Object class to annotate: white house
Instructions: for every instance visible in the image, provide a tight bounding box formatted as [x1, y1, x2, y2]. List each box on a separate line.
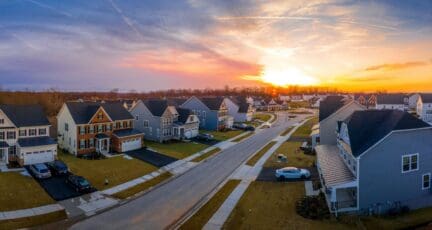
[0, 105, 57, 167]
[225, 97, 254, 122]
[417, 94, 432, 123]
[375, 94, 407, 111]
[408, 93, 420, 110]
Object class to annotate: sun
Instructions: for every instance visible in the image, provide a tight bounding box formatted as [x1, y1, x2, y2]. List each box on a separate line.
[261, 67, 319, 87]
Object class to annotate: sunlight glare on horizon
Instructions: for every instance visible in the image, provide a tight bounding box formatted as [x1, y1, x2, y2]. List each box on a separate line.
[260, 66, 319, 87]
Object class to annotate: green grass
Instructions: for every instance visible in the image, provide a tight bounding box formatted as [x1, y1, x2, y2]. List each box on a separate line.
[291, 117, 318, 138]
[0, 172, 55, 211]
[289, 101, 311, 108]
[360, 207, 432, 230]
[223, 182, 355, 230]
[264, 141, 315, 168]
[244, 120, 261, 127]
[192, 148, 222, 162]
[146, 141, 208, 159]
[59, 151, 158, 190]
[201, 130, 244, 141]
[246, 141, 277, 166]
[280, 126, 294, 136]
[253, 113, 272, 122]
[0, 210, 67, 230]
[232, 132, 254, 142]
[180, 180, 241, 230]
[112, 172, 172, 199]
[269, 113, 277, 123]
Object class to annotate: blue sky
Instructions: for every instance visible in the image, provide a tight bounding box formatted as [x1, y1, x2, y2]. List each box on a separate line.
[0, 0, 431, 92]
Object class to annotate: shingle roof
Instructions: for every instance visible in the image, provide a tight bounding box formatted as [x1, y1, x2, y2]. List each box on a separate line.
[66, 102, 133, 124]
[95, 133, 110, 139]
[199, 97, 224, 110]
[143, 99, 169, 117]
[345, 110, 430, 157]
[229, 96, 250, 113]
[0, 104, 50, 127]
[420, 94, 432, 103]
[319, 96, 346, 122]
[176, 107, 193, 124]
[113, 129, 143, 138]
[18, 136, 56, 147]
[0, 141, 9, 148]
[376, 94, 406, 104]
[166, 98, 187, 107]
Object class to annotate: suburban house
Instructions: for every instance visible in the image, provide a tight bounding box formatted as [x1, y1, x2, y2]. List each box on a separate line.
[316, 110, 432, 215]
[225, 97, 254, 122]
[417, 94, 432, 123]
[121, 99, 138, 111]
[57, 102, 144, 156]
[0, 105, 57, 166]
[130, 99, 199, 142]
[319, 96, 365, 145]
[376, 94, 407, 111]
[408, 93, 420, 110]
[181, 96, 233, 131]
[354, 94, 377, 108]
[264, 98, 283, 111]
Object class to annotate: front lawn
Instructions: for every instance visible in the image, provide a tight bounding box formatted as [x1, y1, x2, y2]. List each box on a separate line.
[264, 141, 315, 168]
[361, 207, 432, 230]
[180, 180, 241, 230]
[146, 141, 208, 159]
[291, 117, 318, 138]
[224, 182, 354, 230]
[253, 113, 272, 122]
[0, 172, 55, 212]
[201, 130, 244, 141]
[59, 151, 158, 190]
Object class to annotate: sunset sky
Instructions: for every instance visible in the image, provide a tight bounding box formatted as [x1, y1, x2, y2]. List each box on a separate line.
[0, 0, 431, 92]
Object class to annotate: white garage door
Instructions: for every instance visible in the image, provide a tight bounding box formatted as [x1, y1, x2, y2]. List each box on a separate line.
[122, 138, 141, 152]
[24, 150, 54, 165]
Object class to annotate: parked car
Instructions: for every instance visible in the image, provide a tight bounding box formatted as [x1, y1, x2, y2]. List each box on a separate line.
[233, 123, 247, 130]
[29, 163, 52, 179]
[244, 125, 255, 131]
[196, 133, 214, 141]
[45, 160, 69, 175]
[66, 175, 92, 192]
[275, 167, 310, 180]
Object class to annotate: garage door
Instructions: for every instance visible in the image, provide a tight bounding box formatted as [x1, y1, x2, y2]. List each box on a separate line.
[122, 138, 141, 152]
[24, 150, 54, 165]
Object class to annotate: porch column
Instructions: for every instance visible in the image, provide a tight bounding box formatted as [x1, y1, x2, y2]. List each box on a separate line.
[106, 138, 110, 153]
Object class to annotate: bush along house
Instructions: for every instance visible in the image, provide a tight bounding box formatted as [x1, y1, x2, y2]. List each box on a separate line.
[57, 102, 144, 156]
[316, 110, 432, 215]
[0, 105, 57, 167]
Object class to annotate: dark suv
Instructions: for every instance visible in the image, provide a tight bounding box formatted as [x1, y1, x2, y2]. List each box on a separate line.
[66, 175, 92, 192]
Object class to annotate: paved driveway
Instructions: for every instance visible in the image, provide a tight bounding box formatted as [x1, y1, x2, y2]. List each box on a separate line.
[126, 148, 178, 167]
[71, 113, 311, 230]
[256, 167, 319, 182]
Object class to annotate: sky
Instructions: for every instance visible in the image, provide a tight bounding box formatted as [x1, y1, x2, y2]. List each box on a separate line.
[0, 0, 431, 92]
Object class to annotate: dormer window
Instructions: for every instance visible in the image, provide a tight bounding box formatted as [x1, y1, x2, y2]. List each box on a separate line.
[0, 119, 4, 124]
[98, 112, 104, 120]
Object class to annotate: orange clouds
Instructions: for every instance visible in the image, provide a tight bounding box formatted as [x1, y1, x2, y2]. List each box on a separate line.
[365, 61, 429, 71]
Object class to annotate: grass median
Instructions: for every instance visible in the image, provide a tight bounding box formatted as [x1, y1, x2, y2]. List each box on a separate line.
[246, 141, 277, 167]
[180, 180, 241, 230]
[280, 126, 294, 136]
[192, 148, 222, 163]
[201, 130, 244, 141]
[112, 172, 172, 199]
[232, 132, 254, 142]
[0, 210, 67, 230]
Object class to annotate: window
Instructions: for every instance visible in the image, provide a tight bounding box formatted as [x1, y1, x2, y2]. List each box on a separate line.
[135, 115, 139, 121]
[79, 139, 85, 149]
[79, 126, 85, 135]
[19, 130, 27, 137]
[89, 138, 94, 147]
[38, 128, 46, 135]
[65, 123, 69, 131]
[89, 125, 94, 134]
[143, 120, 149, 127]
[0, 119, 4, 124]
[98, 125, 103, 133]
[402, 154, 419, 173]
[97, 112, 103, 120]
[29, 129, 37, 136]
[107, 124, 111, 131]
[423, 173, 431, 190]
[7, 131, 15, 139]
[0, 132, 4, 140]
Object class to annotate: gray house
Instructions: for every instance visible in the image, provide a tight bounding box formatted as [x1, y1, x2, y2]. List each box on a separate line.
[181, 96, 233, 131]
[130, 99, 199, 142]
[316, 110, 432, 215]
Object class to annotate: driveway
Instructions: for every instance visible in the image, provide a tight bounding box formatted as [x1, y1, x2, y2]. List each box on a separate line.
[71, 113, 311, 230]
[256, 166, 319, 182]
[125, 148, 178, 168]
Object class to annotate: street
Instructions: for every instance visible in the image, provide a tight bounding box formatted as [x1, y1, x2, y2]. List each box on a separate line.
[71, 112, 310, 230]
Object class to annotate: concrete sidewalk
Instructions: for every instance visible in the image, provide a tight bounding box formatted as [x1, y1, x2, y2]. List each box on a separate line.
[0, 204, 64, 221]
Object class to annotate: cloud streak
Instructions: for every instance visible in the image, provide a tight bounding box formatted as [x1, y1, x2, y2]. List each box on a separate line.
[365, 61, 429, 71]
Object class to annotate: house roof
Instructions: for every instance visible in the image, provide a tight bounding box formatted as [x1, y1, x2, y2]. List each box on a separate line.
[0, 104, 50, 127]
[229, 96, 250, 113]
[0, 141, 9, 148]
[199, 97, 224, 110]
[166, 98, 187, 107]
[316, 145, 355, 187]
[376, 94, 406, 104]
[176, 107, 193, 124]
[66, 102, 133, 124]
[420, 94, 432, 103]
[143, 99, 169, 117]
[18, 136, 56, 148]
[318, 96, 346, 122]
[345, 110, 430, 157]
[113, 129, 143, 138]
[95, 133, 110, 139]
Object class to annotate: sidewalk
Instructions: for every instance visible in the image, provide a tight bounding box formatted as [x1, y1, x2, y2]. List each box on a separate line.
[0, 204, 64, 221]
[203, 118, 310, 230]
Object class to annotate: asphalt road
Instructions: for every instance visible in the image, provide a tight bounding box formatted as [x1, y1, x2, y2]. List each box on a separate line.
[71, 112, 310, 230]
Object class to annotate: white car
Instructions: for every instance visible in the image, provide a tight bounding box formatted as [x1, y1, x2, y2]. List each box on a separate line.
[29, 163, 52, 179]
[275, 167, 310, 180]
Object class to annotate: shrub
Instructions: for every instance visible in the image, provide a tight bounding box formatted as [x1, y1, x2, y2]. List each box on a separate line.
[296, 193, 330, 220]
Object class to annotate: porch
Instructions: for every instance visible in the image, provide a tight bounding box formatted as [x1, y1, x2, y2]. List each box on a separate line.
[0, 141, 10, 167]
[95, 133, 110, 154]
[316, 145, 358, 214]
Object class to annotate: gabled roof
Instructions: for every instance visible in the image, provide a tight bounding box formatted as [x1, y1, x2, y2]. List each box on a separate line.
[345, 110, 430, 157]
[176, 107, 194, 124]
[319, 96, 346, 122]
[18, 136, 56, 147]
[229, 96, 250, 113]
[0, 104, 50, 127]
[143, 99, 169, 117]
[166, 98, 187, 107]
[420, 93, 432, 103]
[66, 102, 133, 124]
[376, 94, 406, 104]
[199, 97, 225, 110]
